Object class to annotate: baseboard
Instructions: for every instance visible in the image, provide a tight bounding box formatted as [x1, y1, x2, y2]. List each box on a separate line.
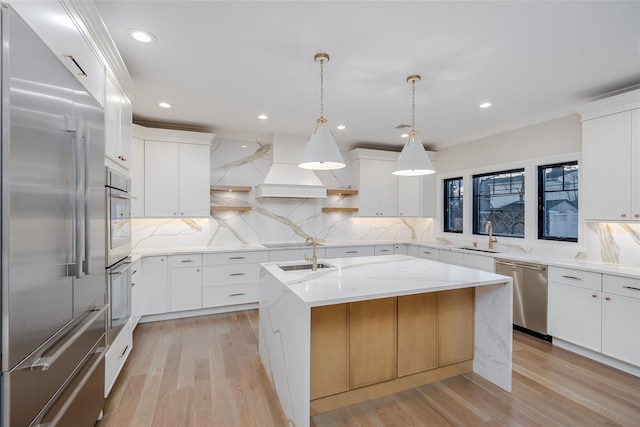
[553, 338, 640, 377]
[139, 303, 258, 323]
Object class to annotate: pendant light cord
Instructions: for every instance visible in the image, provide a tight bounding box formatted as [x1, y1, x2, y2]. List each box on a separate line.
[411, 78, 416, 133]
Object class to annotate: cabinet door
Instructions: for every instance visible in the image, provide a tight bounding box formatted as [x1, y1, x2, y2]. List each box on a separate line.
[178, 143, 210, 216]
[582, 111, 632, 221]
[421, 173, 436, 218]
[145, 140, 179, 217]
[438, 288, 474, 366]
[310, 304, 349, 399]
[632, 109, 640, 220]
[169, 266, 202, 312]
[130, 261, 143, 326]
[141, 256, 168, 315]
[398, 294, 437, 376]
[548, 283, 602, 351]
[356, 159, 380, 216]
[349, 298, 397, 388]
[104, 77, 121, 164]
[398, 176, 420, 217]
[119, 97, 132, 169]
[602, 293, 640, 366]
[130, 137, 145, 217]
[378, 160, 399, 217]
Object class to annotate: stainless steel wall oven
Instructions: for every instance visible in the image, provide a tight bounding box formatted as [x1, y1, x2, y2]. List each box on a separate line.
[105, 168, 133, 344]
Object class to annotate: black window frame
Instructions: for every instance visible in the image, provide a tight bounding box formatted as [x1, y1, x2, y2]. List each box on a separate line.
[537, 161, 578, 242]
[443, 177, 463, 233]
[472, 168, 525, 238]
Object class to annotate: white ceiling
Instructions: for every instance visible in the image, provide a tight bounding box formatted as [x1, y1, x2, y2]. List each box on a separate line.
[94, 1, 640, 151]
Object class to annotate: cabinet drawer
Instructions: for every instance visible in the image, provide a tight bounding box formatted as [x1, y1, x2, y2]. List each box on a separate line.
[374, 245, 395, 256]
[604, 274, 640, 299]
[203, 264, 261, 286]
[326, 246, 375, 258]
[269, 248, 327, 262]
[414, 246, 439, 260]
[203, 251, 268, 265]
[439, 250, 464, 265]
[105, 321, 132, 396]
[548, 266, 602, 291]
[202, 283, 258, 307]
[463, 254, 494, 272]
[168, 254, 202, 268]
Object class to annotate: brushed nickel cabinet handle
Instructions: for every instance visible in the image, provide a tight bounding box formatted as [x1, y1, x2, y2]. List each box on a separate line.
[229, 292, 246, 297]
[622, 285, 640, 291]
[229, 273, 246, 276]
[346, 250, 358, 254]
[562, 275, 582, 281]
[229, 256, 246, 260]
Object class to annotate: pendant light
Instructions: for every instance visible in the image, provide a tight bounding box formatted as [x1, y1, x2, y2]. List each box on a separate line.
[392, 75, 435, 176]
[299, 53, 346, 170]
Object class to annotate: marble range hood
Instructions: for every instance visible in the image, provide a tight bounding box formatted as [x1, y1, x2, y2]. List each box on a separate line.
[255, 134, 327, 198]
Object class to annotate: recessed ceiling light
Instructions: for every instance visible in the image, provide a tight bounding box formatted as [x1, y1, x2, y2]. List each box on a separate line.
[129, 29, 156, 43]
[241, 145, 248, 148]
[401, 133, 409, 138]
[258, 114, 268, 120]
[158, 102, 172, 108]
[336, 124, 346, 130]
[479, 102, 492, 109]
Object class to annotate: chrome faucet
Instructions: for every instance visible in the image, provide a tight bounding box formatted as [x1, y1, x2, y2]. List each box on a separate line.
[305, 237, 318, 271]
[486, 221, 498, 250]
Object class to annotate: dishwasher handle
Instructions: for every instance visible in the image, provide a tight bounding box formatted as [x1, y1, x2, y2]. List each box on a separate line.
[495, 259, 547, 272]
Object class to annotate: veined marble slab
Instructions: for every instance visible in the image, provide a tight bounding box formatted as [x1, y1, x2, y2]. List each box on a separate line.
[259, 254, 513, 427]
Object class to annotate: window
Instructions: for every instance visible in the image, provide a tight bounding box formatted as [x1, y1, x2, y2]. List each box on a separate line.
[538, 161, 578, 242]
[443, 177, 463, 233]
[473, 169, 525, 238]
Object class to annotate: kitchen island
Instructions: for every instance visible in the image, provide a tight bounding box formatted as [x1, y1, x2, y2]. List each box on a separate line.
[259, 254, 513, 427]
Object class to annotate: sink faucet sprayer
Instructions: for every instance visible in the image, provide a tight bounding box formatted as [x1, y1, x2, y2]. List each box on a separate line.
[305, 237, 318, 271]
[486, 221, 498, 250]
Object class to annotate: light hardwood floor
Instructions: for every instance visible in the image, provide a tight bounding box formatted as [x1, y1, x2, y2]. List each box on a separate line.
[99, 310, 640, 427]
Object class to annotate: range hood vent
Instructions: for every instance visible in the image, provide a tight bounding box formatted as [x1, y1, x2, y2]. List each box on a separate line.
[256, 135, 327, 199]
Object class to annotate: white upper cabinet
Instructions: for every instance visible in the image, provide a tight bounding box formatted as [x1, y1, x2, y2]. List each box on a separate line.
[138, 126, 214, 218]
[579, 90, 640, 221]
[10, 1, 106, 105]
[105, 76, 132, 169]
[350, 149, 436, 218]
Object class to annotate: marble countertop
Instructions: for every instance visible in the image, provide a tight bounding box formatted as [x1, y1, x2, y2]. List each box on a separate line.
[130, 240, 640, 279]
[261, 254, 510, 306]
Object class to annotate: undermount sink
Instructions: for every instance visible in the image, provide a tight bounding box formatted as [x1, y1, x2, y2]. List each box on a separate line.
[277, 262, 333, 271]
[455, 246, 501, 254]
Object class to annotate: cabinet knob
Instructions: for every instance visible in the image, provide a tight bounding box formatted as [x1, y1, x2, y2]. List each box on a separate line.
[197, 268, 200, 272]
[592, 294, 597, 298]
[621, 213, 626, 218]
[635, 214, 640, 218]
[605, 296, 611, 301]
[131, 282, 135, 287]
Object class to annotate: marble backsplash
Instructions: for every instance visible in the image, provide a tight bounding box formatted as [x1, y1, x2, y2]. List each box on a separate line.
[131, 137, 640, 268]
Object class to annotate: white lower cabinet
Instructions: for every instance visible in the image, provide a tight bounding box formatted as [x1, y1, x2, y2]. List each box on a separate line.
[168, 254, 202, 312]
[130, 260, 142, 327]
[438, 250, 464, 266]
[105, 320, 133, 397]
[548, 282, 602, 352]
[141, 256, 168, 315]
[202, 251, 268, 308]
[602, 275, 640, 366]
[548, 266, 603, 352]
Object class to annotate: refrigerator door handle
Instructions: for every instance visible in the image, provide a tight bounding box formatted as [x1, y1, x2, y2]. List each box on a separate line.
[83, 123, 91, 275]
[15, 305, 107, 372]
[74, 116, 85, 279]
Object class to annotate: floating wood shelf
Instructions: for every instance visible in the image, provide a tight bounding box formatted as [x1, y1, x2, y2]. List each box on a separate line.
[326, 189, 358, 196]
[210, 185, 252, 193]
[322, 207, 359, 213]
[210, 206, 252, 213]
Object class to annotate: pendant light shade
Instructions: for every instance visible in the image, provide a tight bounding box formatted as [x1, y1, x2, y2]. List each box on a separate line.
[299, 53, 346, 170]
[392, 75, 435, 176]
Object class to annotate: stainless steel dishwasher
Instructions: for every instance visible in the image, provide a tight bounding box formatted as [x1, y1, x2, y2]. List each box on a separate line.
[495, 258, 550, 341]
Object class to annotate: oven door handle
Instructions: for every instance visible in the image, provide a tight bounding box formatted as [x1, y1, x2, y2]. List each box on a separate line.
[109, 260, 132, 275]
[110, 192, 136, 200]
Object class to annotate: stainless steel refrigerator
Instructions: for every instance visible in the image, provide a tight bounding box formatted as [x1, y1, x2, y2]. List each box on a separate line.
[1, 8, 107, 427]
